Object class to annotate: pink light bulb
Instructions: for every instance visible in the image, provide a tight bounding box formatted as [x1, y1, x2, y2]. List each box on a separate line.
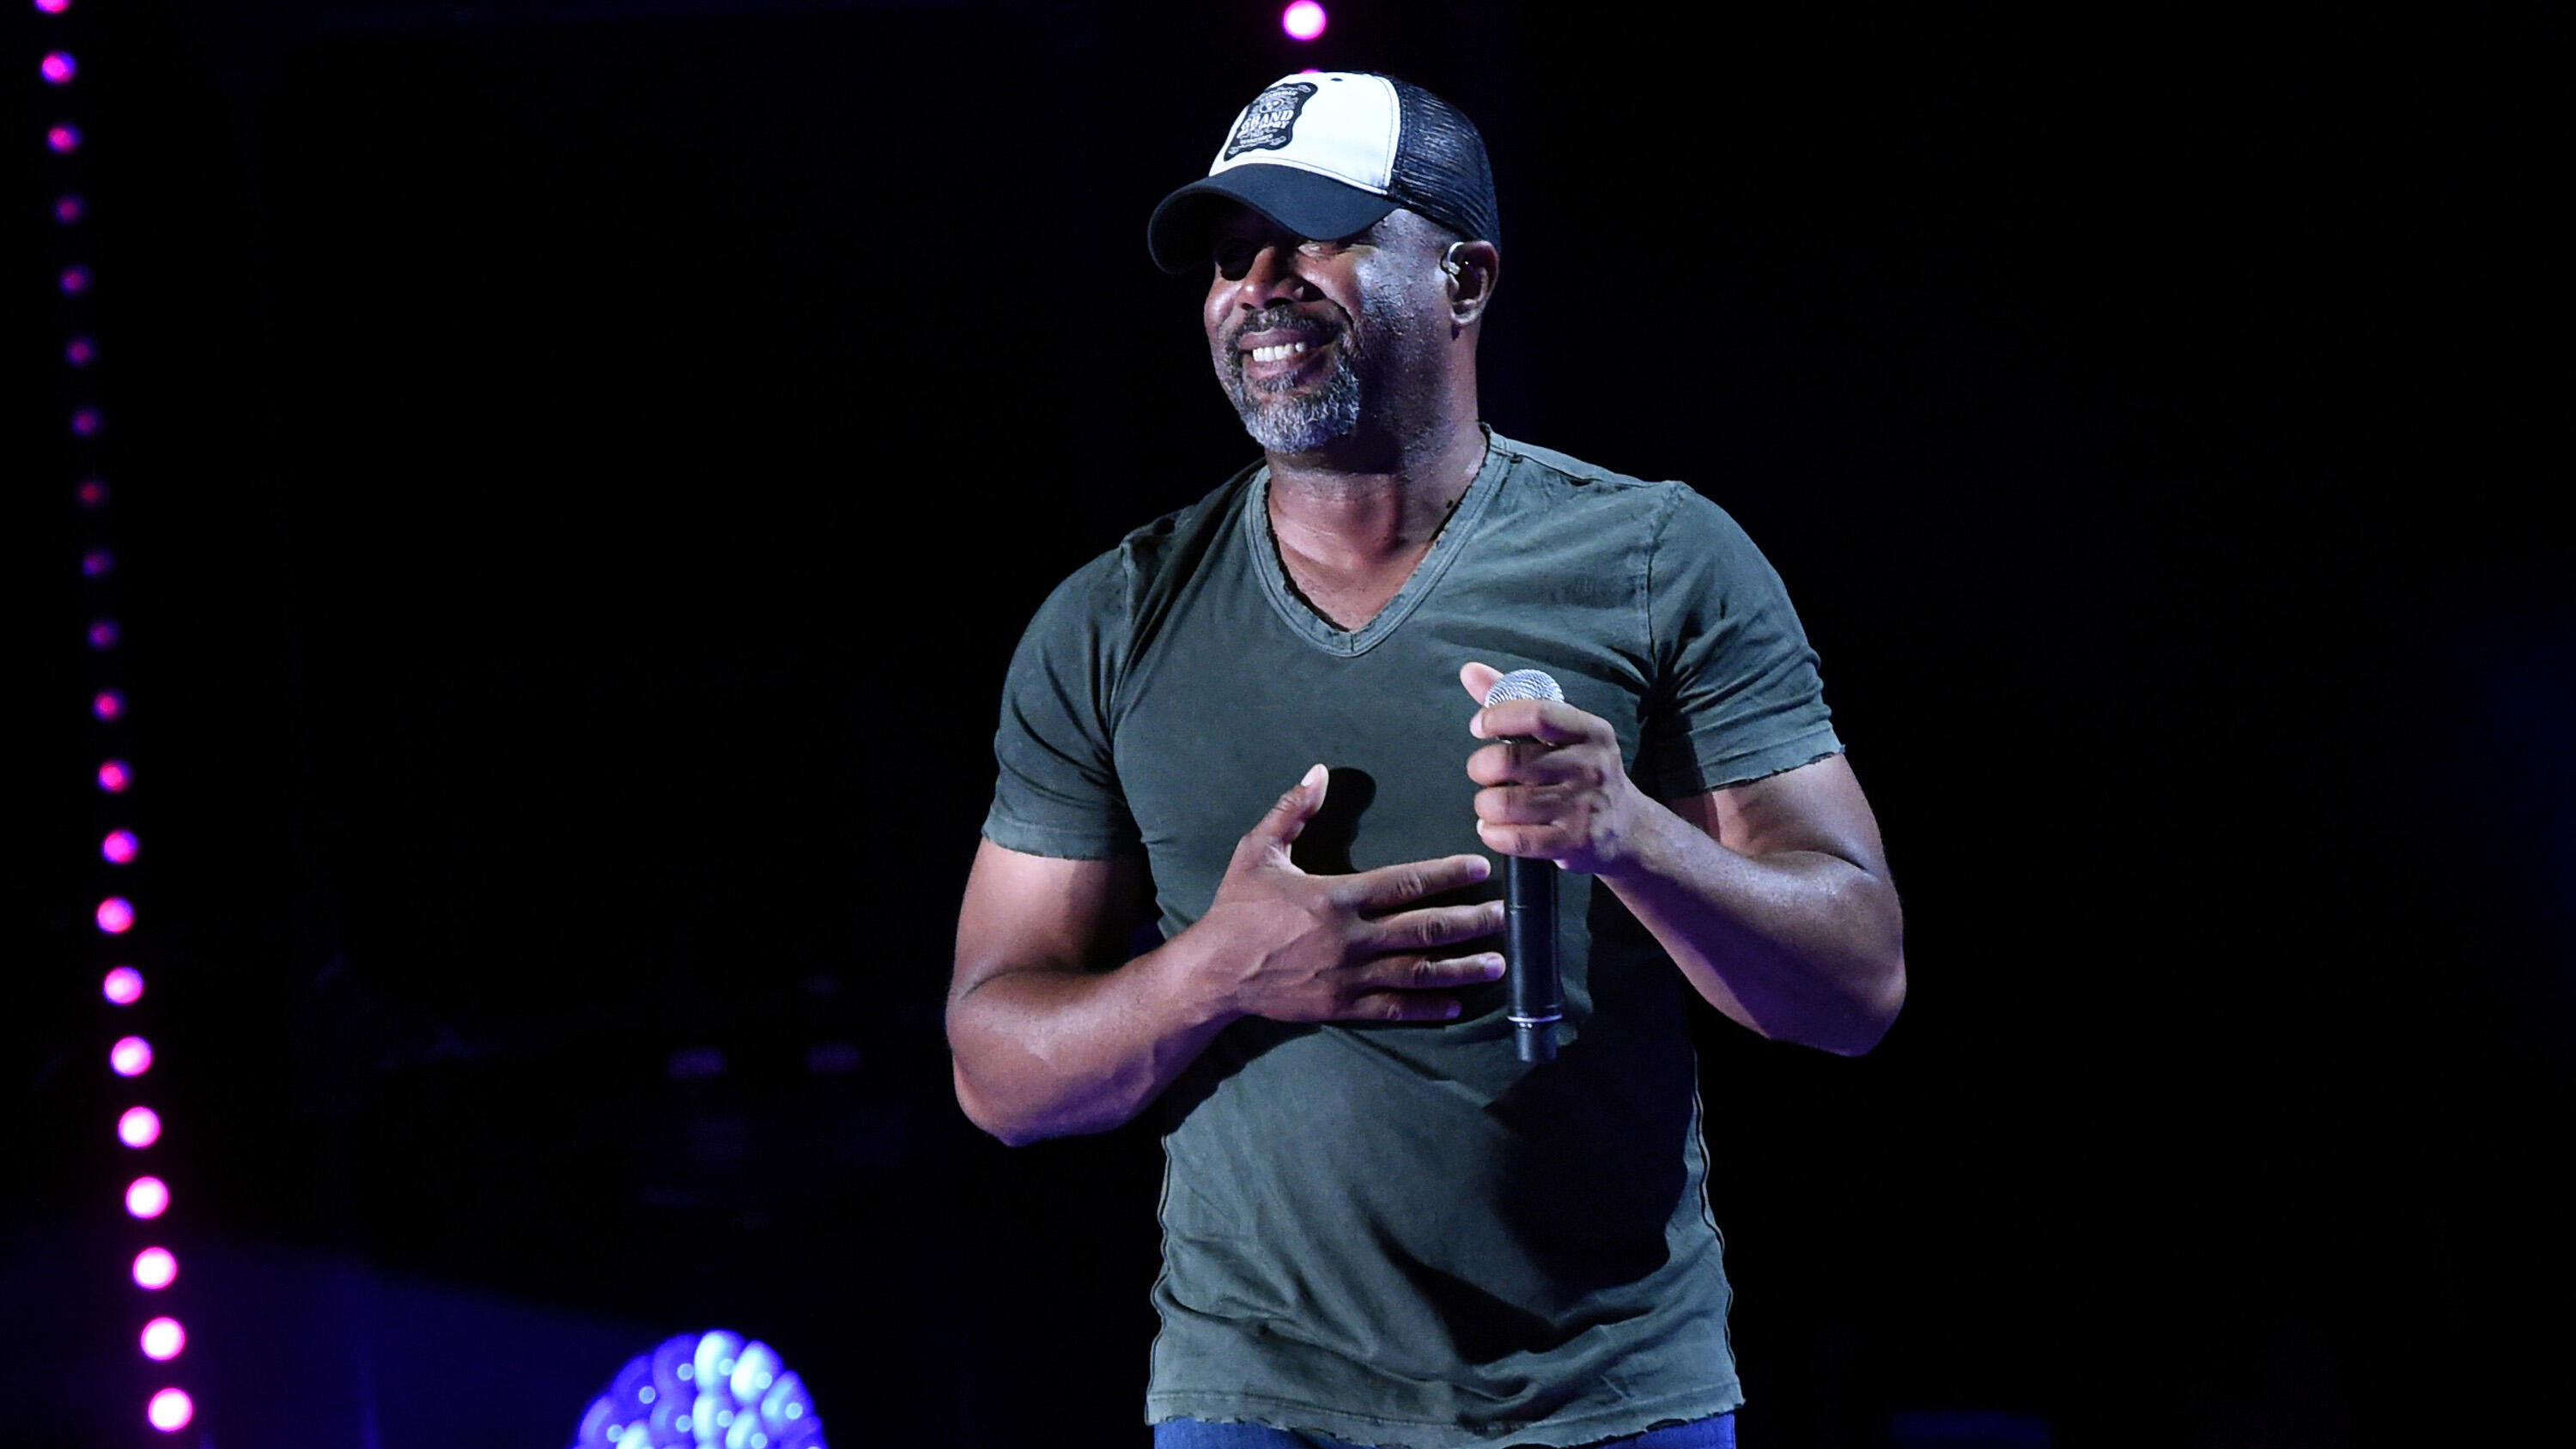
[105, 966, 145, 1004]
[146, 1387, 193, 1431]
[133, 1246, 177, 1289]
[42, 52, 76, 84]
[97, 895, 135, 933]
[100, 759, 131, 791]
[55, 193, 86, 223]
[71, 406, 103, 435]
[46, 124, 81, 154]
[37, 2, 76, 17]
[141, 1317, 185, 1361]
[112, 1036, 152, 1076]
[1282, 1, 1327, 40]
[68, 336, 97, 366]
[118, 1105, 160, 1148]
[103, 828, 137, 863]
[126, 1175, 169, 1218]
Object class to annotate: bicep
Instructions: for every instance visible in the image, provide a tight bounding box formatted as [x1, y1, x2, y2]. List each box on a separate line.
[950, 840, 1153, 1007]
[1670, 754, 1892, 882]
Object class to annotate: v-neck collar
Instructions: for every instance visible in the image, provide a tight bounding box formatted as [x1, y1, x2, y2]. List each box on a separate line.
[1242, 431, 1510, 658]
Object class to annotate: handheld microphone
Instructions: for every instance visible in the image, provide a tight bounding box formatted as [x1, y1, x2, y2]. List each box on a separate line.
[1483, 670, 1564, 1064]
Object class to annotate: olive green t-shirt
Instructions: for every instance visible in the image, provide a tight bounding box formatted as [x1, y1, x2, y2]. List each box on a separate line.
[981, 433, 1842, 1447]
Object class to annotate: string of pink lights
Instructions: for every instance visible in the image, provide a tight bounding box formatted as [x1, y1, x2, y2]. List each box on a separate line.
[35, 0, 200, 1437]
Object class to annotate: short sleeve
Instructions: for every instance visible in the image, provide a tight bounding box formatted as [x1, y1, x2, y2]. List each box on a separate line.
[1635, 488, 1844, 798]
[981, 550, 1143, 859]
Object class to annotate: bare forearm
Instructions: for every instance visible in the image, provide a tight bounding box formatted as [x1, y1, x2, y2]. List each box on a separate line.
[1601, 800, 1906, 1055]
[947, 937, 1236, 1146]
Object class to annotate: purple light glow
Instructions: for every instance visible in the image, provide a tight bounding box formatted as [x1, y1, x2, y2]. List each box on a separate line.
[105, 966, 145, 1003]
[77, 477, 107, 507]
[82, 548, 113, 577]
[142, 1317, 185, 1361]
[55, 192, 85, 222]
[72, 406, 103, 436]
[104, 828, 137, 863]
[118, 1105, 161, 1147]
[90, 619, 120, 649]
[126, 1175, 169, 1217]
[46, 124, 80, 154]
[1282, 1, 1327, 40]
[42, 52, 76, 83]
[98, 895, 135, 932]
[68, 336, 96, 366]
[94, 688, 126, 720]
[133, 1246, 177, 1289]
[100, 759, 132, 792]
[147, 1387, 193, 1432]
[59, 264, 93, 294]
[37, 0, 76, 16]
[112, 1036, 153, 1076]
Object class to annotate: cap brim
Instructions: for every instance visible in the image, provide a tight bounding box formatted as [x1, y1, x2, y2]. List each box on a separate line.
[1145, 166, 1400, 274]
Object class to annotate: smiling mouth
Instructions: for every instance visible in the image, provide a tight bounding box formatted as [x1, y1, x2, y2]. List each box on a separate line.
[1249, 340, 1310, 363]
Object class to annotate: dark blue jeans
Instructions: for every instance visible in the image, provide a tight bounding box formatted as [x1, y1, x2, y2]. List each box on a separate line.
[1153, 1411, 1736, 1448]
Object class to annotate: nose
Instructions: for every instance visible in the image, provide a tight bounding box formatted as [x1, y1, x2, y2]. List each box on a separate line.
[1231, 241, 1315, 306]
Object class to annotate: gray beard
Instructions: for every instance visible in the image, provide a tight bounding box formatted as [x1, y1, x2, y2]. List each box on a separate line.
[1225, 347, 1363, 453]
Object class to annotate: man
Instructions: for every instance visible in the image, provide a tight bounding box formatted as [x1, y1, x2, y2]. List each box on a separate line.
[947, 72, 1904, 1449]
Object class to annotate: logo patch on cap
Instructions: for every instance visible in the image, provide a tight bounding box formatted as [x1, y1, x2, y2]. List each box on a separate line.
[1222, 82, 1319, 161]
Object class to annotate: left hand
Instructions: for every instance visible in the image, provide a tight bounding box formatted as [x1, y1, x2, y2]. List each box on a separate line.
[1460, 662, 1652, 876]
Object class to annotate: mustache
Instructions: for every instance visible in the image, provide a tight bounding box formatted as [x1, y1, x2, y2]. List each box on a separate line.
[1224, 304, 1340, 351]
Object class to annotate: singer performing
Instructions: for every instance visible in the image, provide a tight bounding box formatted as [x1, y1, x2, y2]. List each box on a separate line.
[948, 73, 1906, 1449]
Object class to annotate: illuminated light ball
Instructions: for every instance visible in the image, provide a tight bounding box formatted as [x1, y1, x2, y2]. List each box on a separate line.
[1282, 1, 1327, 40]
[55, 192, 86, 222]
[91, 618, 122, 649]
[83, 548, 114, 577]
[72, 406, 104, 436]
[94, 689, 125, 719]
[133, 1246, 177, 1289]
[60, 264, 93, 294]
[146, 1387, 193, 1432]
[105, 965, 146, 1003]
[78, 476, 108, 507]
[118, 1105, 161, 1147]
[141, 1317, 185, 1361]
[47, 124, 81, 153]
[37, 0, 76, 16]
[42, 52, 76, 83]
[100, 759, 132, 792]
[104, 828, 138, 863]
[126, 1175, 169, 1218]
[98, 895, 136, 933]
[112, 1036, 153, 1076]
[69, 336, 96, 366]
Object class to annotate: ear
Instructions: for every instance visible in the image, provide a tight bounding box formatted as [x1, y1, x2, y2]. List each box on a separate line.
[1442, 240, 1501, 326]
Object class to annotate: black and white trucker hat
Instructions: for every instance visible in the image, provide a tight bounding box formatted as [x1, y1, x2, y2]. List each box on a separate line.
[1146, 72, 1499, 273]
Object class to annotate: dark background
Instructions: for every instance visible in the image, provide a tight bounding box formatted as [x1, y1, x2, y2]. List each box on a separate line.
[6, 3, 2563, 1446]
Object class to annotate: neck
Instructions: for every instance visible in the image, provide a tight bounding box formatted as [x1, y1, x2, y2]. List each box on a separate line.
[1264, 409, 1487, 565]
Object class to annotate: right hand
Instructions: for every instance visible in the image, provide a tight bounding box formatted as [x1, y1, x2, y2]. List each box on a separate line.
[1194, 764, 1507, 1024]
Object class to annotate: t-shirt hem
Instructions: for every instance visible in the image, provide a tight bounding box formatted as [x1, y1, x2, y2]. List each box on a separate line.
[978, 809, 1134, 860]
[1652, 726, 1845, 799]
[1143, 1383, 1746, 1449]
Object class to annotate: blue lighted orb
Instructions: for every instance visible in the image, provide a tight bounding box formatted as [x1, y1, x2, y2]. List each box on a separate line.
[574, 1331, 823, 1449]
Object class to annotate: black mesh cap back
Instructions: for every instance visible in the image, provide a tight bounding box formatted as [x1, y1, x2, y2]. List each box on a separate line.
[1388, 78, 1500, 246]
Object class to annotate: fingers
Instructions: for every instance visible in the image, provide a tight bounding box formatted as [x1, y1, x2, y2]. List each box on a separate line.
[1346, 950, 1509, 1022]
[1358, 900, 1508, 955]
[1470, 697, 1598, 745]
[1464, 739, 1607, 788]
[1335, 852, 1493, 912]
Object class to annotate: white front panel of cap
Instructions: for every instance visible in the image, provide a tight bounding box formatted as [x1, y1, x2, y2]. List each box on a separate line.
[1206, 72, 1400, 193]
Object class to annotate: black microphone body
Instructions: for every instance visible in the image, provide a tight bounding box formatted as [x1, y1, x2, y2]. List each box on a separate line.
[1504, 853, 1561, 1063]
[1483, 668, 1568, 1064]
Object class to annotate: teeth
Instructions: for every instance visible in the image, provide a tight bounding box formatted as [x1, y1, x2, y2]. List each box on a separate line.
[1249, 341, 1311, 363]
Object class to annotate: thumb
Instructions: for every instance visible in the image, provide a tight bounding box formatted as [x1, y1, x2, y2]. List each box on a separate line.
[1460, 660, 1504, 704]
[1243, 763, 1329, 856]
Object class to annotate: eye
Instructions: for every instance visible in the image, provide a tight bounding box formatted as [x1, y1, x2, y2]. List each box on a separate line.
[1212, 239, 1261, 281]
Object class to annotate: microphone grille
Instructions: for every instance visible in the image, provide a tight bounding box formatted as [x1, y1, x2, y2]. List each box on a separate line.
[1483, 669, 1564, 707]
